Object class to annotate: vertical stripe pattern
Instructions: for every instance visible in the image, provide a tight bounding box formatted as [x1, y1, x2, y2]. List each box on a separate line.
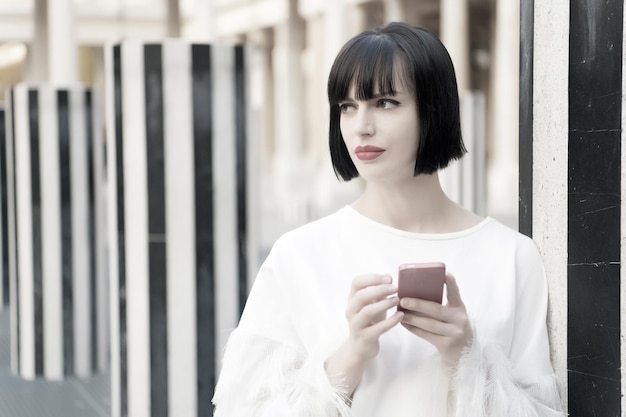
[6, 84, 103, 380]
[107, 40, 250, 417]
[28, 89, 44, 376]
[7, 88, 21, 374]
[144, 44, 168, 417]
[106, 43, 128, 417]
[0, 107, 8, 308]
[622, 3, 626, 413]
[520, 1, 624, 415]
[518, 0, 533, 236]
[235, 45, 249, 315]
[57, 90, 74, 376]
[191, 43, 215, 417]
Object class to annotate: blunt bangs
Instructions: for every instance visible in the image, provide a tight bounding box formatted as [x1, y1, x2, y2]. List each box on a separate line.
[328, 34, 411, 105]
[327, 22, 466, 182]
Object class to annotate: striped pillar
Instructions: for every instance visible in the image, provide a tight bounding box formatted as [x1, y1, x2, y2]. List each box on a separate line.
[520, 1, 623, 415]
[105, 40, 251, 417]
[6, 84, 105, 380]
[0, 107, 8, 309]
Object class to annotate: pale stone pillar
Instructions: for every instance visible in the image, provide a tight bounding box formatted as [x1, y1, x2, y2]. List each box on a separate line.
[439, 0, 474, 212]
[271, 1, 311, 227]
[182, 0, 215, 41]
[313, 1, 363, 218]
[323, 1, 350, 74]
[48, 0, 77, 83]
[383, 0, 406, 23]
[521, 1, 568, 408]
[486, 0, 520, 227]
[350, 3, 369, 34]
[166, 0, 181, 37]
[29, 0, 48, 82]
[440, 0, 470, 94]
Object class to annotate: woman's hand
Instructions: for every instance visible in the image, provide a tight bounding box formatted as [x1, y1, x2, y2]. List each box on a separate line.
[399, 273, 473, 367]
[325, 274, 404, 397]
[345, 273, 404, 359]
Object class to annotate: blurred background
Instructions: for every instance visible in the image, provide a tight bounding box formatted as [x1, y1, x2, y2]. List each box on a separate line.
[0, 0, 522, 416]
[0, 0, 520, 253]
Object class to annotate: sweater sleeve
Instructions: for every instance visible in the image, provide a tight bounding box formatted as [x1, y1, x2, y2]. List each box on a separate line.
[449, 333, 564, 417]
[211, 245, 352, 417]
[448, 239, 565, 417]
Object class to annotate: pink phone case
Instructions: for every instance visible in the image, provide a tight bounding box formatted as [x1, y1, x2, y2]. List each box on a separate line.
[397, 262, 445, 310]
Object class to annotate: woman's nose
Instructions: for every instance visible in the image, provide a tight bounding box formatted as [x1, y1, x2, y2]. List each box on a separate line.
[355, 107, 375, 136]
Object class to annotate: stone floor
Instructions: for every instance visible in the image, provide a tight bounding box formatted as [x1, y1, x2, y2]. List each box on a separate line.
[0, 309, 110, 417]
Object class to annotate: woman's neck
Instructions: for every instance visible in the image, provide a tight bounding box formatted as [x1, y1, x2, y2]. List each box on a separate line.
[351, 173, 482, 233]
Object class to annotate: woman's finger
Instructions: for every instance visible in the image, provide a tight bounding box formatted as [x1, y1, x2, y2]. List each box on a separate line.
[444, 273, 464, 308]
[351, 296, 400, 329]
[347, 275, 397, 316]
[349, 274, 392, 297]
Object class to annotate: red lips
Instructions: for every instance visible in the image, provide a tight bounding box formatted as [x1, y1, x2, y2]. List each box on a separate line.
[355, 145, 385, 161]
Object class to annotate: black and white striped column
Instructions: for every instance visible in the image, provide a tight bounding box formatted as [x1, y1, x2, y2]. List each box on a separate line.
[0, 107, 8, 310]
[105, 40, 251, 417]
[520, 2, 623, 416]
[6, 84, 105, 379]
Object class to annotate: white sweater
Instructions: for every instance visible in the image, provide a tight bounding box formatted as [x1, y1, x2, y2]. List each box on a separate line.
[212, 206, 565, 417]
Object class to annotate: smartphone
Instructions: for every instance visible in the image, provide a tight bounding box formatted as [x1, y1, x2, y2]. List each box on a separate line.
[397, 262, 446, 311]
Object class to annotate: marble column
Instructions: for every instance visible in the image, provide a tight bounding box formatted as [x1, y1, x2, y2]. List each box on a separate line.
[6, 84, 103, 380]
[105, 40, 252, 417]
[520, 1, 624, 415]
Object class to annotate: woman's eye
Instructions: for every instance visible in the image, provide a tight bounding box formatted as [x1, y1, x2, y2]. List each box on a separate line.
[338, 103, 354, 113]
[378, 99, 399, 109]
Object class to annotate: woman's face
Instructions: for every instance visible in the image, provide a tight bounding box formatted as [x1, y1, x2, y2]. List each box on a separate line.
[338, 75, 420, 184]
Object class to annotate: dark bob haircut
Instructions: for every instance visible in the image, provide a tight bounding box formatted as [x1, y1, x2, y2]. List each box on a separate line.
[327, 22, 466, 181]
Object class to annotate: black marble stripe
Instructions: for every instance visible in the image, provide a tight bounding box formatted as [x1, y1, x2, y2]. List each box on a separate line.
[234, 45, 248, 314]
[519, 0, 533, 238]
[57, 90, 74, 376]
[0, 109, 8, 306]
[567, 1, 622, 416]
[9, 89, 20, 374]
[85, 90, 97, 371]
[192, 44, 215, 417]
[113, 44, 128, 417]
[28, 89, 44, 375]
[144, 44, 168, 417]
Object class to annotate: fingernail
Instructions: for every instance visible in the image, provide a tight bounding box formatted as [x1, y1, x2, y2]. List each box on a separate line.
[382, 275, 392, 284]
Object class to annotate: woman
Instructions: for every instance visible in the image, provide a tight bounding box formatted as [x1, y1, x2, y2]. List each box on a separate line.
[212, 22, 564, 417]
